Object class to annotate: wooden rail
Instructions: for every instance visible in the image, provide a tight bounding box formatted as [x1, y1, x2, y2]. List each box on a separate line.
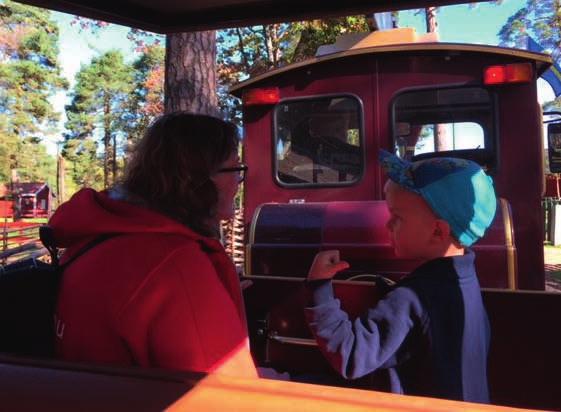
[1, 222, 43, 264]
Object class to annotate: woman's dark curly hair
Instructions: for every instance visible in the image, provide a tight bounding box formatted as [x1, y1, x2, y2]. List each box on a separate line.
[122, 111, 239, 236]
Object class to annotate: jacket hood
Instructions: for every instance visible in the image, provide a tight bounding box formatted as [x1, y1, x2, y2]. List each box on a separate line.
[49, 188, 210, 248]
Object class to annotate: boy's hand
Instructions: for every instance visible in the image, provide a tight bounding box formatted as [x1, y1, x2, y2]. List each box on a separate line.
[308, 250, 350, 281]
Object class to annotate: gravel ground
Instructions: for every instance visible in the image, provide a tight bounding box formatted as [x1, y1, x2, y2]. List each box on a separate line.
[544, 246, 561, 292]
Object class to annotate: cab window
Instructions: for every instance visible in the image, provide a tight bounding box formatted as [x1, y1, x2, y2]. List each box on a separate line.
[392, 87, 496, 168]
[274, 95, 364, 186]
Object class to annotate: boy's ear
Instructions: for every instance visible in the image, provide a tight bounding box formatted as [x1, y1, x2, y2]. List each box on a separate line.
[433, 219, 451, 241]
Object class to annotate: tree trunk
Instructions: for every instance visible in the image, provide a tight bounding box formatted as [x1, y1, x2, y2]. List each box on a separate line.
[165, 31, 218, 116]
[434, 124, 450, 152]
[103, 133, 110, 189]
[263, 25, 280, 67]
[425, 7, 438, 33]
[103, 97, 111, 188]
[56, 153, 65, 204]
[425, 8, 448, 152]
[112, 132, 117, 185]
[235, 28, 251, 74]
[552, 0, 561, 60]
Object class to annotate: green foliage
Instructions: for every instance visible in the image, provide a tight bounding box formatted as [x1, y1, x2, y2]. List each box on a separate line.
[499, 0, 560, 55]
[64, 13, 370, 191]
[63, 20, 166, 192]
[288, 17, 370, 62]
[70, 14, 370, 126]
[217, 16, 370, 124]
[124, 44, 165, 148]
[16, 136, 56, 186]
[499, 0, 561, 108]
[63, 45, 165, 191]
[64, 50, 135, 188]
[62, 138, 103, 191]
[0, 1, 67, 136]
[0, 132, 56, 192]
[0, 0, 64, 188]
[0, 133, 19, 182]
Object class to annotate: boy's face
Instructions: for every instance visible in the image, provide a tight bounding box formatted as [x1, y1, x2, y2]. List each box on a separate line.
[384, 180, 440, 259]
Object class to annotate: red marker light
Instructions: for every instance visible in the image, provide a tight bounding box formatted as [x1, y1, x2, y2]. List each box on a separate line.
[484, 66, 506, 85]
[484, 63, 533, 85]
[242, 87, 280, 106]
[505, 62, 533, 83]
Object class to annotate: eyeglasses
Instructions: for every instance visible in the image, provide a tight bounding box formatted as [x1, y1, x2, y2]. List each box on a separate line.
[217, 163, 248, 182]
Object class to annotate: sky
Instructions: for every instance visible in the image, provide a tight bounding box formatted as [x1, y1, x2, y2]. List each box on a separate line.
[399, 0, 525, 45]
[52, 13, 137, 86]
[45, 12, 144, 153]
[43, 0, 555, 153]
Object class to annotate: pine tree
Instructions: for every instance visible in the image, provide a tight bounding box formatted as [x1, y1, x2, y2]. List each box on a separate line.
[64, 50, 134, 188]
[0, 1, 66, 185]
[499, 0, 560, 57]
[123, 44, 165, 158]
[499, 0, 561, 108]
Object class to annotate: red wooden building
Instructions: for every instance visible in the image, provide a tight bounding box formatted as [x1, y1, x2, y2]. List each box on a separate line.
[0, 184, 11, 218]
[12, 182, 55, 218]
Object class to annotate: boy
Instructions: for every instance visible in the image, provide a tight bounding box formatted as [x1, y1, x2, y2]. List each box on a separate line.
[305, 150, 496, 403]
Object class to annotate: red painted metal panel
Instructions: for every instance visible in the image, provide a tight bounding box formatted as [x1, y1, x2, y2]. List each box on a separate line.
[250, 201, 512, 288]
[494, 83, 544, 290]
[243, 55, 379, 223]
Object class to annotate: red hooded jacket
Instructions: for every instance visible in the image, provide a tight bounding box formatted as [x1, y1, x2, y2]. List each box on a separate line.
[50, 188, 257, 378]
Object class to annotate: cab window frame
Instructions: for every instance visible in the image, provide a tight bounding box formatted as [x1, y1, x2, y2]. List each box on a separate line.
[390, 84, 499, 172]
[272, 93, 366, 188]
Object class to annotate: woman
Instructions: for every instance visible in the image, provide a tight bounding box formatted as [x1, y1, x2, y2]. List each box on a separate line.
[50, 112, 257, 377]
